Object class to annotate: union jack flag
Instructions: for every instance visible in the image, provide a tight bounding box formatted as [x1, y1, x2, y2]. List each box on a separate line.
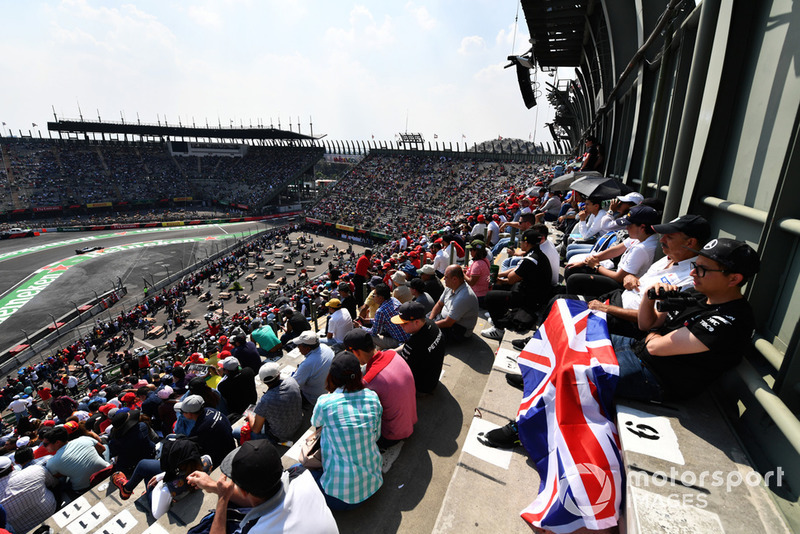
[516, 299, 623, 532]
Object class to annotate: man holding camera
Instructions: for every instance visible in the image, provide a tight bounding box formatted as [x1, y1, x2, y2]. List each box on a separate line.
[612, 238, 760, 401]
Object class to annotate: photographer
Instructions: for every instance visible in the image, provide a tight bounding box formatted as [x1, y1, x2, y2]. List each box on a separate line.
[612, 238, 760, 401]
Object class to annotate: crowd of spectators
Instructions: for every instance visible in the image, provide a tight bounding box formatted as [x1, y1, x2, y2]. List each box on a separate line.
[0, 143, 763, 532]
[0, 139, 322, 213]
[306, 154, 542, 235]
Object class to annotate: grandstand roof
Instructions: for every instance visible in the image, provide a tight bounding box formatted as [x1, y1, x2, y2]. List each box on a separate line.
[521, 0, 588, 67]
[47, 119, 316, 141]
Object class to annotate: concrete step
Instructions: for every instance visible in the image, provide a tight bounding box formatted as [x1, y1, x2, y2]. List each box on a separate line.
[432, 331, 540, 534]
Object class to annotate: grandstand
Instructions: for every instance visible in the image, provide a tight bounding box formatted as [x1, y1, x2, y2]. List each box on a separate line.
[0, 122, 324, 218]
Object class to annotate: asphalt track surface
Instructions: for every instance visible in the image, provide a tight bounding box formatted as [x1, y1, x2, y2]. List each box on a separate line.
[0, 221, 277, 351]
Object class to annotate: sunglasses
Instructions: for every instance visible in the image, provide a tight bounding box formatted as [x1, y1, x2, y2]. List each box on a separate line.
[691, 262, 728, 278]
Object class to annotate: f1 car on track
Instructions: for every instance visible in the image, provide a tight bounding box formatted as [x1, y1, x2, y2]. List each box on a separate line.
[75, 245, 104, 254]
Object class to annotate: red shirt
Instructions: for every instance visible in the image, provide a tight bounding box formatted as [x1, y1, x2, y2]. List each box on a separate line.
[355, 255, 370, 277]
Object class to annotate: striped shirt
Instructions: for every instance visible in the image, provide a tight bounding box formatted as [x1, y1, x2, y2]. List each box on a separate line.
[311, 388, 383, 504]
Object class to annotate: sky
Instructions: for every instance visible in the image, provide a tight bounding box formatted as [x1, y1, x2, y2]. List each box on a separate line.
[1, 0, 569, 145]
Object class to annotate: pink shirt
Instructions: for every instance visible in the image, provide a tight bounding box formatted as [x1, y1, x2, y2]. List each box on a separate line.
[466, 258, 491, 297]
[364, 351, 417, 440]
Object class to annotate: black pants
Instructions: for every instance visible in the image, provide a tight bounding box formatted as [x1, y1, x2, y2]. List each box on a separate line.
[353, 274, 367, 306]
[484, 290, 523, 328]
[565, 272, 623, 299]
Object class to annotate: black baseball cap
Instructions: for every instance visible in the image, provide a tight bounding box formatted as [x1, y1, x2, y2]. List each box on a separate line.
[614, 205, 661, 227]
[220, 441, 283, 499]
[391, 301, 426, 324]
[690, 238, 760, 278]
[343, 328, 375, 352]
[328, 351, 362, 383]
[652, 214, 710, 243]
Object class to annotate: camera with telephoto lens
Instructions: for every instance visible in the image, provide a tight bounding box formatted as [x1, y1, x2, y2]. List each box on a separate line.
[646, 286, 695, 312]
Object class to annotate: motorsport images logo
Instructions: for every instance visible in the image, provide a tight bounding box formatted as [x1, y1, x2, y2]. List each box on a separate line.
[557, 462, 785, 513]
[557, 463, 615, 517]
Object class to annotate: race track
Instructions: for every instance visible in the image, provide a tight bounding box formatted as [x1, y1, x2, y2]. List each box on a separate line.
[0, 221, 272, 351]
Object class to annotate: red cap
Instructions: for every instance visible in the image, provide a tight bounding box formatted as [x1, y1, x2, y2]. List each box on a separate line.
[477, 214, 485, 222]
[121, 392, 136, 403]
[64, 421, 79, 434]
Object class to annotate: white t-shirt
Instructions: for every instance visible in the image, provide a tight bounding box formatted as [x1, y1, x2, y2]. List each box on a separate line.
[486, 221, 501, 245]
[327, 308, 353, 343]
[541, 239, 561, 286]
[617, 234, 659, 278]
[433, 250, 450, 274]
[240, 471, 338, 533]
[621, 255, 696, 310]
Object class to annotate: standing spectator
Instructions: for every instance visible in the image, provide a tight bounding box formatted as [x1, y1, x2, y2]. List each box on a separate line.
[354, 249, 373, 305]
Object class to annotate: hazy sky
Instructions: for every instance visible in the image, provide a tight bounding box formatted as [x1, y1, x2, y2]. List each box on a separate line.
[2, 0, 568, 145]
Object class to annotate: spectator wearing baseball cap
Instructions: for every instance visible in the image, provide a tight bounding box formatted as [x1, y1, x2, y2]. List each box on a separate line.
[580, 214, 712, 340]
[188, 440, 337, 531]
[611, 237, 760, 402]
[565, 204, 661, 298]
[342, 329, 417, 449]
[178, 394, 235, 467]
[217, 357, 257, 419]
[392, 302, 446, 394]
[322, 297, 353, 349]
[236, 362, 302, 445]
[291, 330, 335, 408]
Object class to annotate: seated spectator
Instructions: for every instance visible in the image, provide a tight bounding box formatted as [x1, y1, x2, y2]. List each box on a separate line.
[113, 435, 212, 501]
[309, 351, 383, 510]
[292, 330, 335, 407]
[187, 440, 337, 532]
[565, 205, 661, 298]
[565, 197, 605, 261]
[337, 282, 358, 321]
[586, 214, 710, 338]
[408, 278, 436, 314]
[418, 264, 444, 301]
[481, 228, 554, 342]
[237, 363, 302, 444]
[343, 329, 417, 449]
[108, 410, 156, 476]
[392, 302, 446, 394]
[430, 265, 479, 342]
[391, 271, 413, 304]
[0, 447, 57, 533]
[279, 306, 312, 346]
[43, 425, 110, 492]
[231, 334, 262, 374]
[250, 323, 283, 355]
[612, 238, 760, 401]
[357, 283, 410, 350]
[217, 357, 257, 418]
[322, 297, 353, 348]
[464, 240, 492, 307]
[178, 394, 236, 466]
